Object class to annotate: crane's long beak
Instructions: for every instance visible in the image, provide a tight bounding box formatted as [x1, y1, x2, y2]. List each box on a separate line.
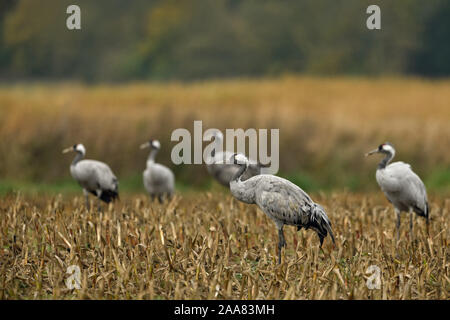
[365, 149, 379, 157]
[62, 147, 73, 154]
[140, 142, 151, 149]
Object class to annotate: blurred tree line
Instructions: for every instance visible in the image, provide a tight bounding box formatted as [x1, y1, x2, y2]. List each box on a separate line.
[0, 0, 449, 81]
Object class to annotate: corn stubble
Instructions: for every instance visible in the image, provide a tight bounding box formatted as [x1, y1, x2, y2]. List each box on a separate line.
[0, 192, 448, 300]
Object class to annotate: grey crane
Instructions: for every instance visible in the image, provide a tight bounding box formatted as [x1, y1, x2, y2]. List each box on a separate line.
[63, 144, 119, 210]
[206, 131, 263, 187]
[366, 142, 429, 241]
[229, 153, 335, 264]
[140, 139, 175, 203]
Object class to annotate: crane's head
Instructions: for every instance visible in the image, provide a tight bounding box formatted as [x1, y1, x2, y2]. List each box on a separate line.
[140, 139, 161, 150]
[230, 153, 248, 166]
[62, 144, 86, 156]
[365, 142, 395, 157]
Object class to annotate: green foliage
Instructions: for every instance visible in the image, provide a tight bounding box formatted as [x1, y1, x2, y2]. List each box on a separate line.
[280, 171, 320, 193]
[1, 164, 448, 196]
[0, 0, 449, 81]
[425, 168, 450, 193]
[0, 178, 79, 196]
[411, 0, 450, 76]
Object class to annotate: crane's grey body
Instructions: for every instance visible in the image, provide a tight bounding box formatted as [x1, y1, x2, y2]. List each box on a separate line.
[229, 154, 335, 263]
[64, 144, 119, 210]
[206, 150, 262, 187]
[376, 162, 428, 215]
[367, 142, 429, 241]
[141, 140, 175, 202]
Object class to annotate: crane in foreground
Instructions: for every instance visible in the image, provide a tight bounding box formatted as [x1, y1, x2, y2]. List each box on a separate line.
[206, 131, 263, 187]
[63, 144, 119, 210]
[366, 142, 429, 241]
[140, 139, 175, 203]
[229, 153, 335, 264]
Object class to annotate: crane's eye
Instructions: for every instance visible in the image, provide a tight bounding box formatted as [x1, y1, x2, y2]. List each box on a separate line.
[73, 144, 77, 149]
[378, 144, 383, 150]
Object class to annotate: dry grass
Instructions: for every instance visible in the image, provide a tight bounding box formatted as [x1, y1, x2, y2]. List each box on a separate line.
[0, 77, 448, 299]
[1, 192, 448, 299]
[0, 76, 449, 189]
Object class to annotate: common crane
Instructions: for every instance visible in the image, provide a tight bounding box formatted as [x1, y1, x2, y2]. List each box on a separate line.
[229, 153, 335, 264]
[140, 139, 175, 203]
[63, 144, 119, 210]
[206, 131, 263, 187]
[366, 142, 429, 241]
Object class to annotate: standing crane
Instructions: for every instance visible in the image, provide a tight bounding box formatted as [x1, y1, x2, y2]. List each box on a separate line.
[206, 131, 263, 187]
[366, 142, 429, 241]
[63, 144, 119, 210]
[140, 139, 175, 202]
[229, 153, 335, 264]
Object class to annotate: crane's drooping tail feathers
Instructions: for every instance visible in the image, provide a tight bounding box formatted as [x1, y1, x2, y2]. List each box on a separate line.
[310, 204, 335, 244]
[99, 190, 119, 203]
[413, 202, 429, 220]
[89, 189, 119, 203]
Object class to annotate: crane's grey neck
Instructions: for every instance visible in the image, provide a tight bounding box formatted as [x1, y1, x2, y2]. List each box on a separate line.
[210, 134, 223, 158]
[147, 149, 159, 163]
[231, 163, 248, 182]
[229, 165, 256, 204]
[378, 151, 394, 169]
[72, 152, 84, 166]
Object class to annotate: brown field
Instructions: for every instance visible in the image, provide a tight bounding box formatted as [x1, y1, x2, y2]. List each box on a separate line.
[0, 76, 449, 190]
[0, 77, 449, 299]
[1, 192, 448, 299]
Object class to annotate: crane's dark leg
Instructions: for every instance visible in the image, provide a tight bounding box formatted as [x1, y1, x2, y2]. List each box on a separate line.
[158, 195, 163, 204]
[409, 208, 414, 241]
[83, 189, 90, 211]
[277, 225, 286, 264]
[96, 189, 103, 212]
[395, 209, 401, 244]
